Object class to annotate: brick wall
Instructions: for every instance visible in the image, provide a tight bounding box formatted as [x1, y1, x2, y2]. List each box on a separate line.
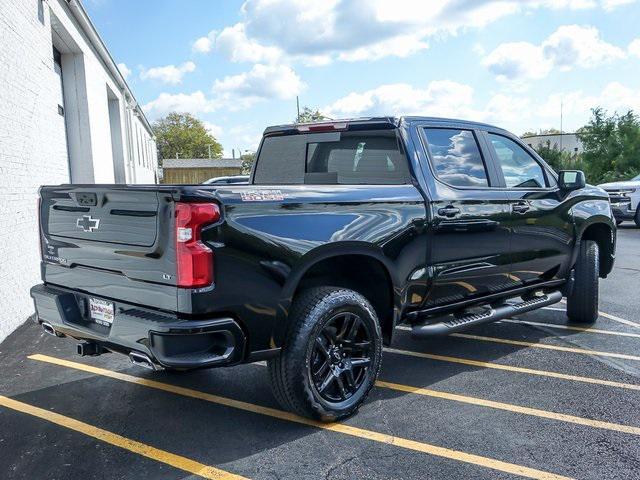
[0, 1, 69, 341]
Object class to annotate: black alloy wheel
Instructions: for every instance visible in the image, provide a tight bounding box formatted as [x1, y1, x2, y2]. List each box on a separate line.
[310, 312, 373, 403]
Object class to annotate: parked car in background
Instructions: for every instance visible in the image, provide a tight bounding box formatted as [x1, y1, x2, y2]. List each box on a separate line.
[203, 175, 250, 185]
[31, 117, 616, 422]
[598, 174, 640, 226]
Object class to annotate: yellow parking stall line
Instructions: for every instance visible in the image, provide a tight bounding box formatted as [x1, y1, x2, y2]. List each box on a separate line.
[383, 347, 640, 392]
[449, 333, 640, 361]
[375, 380, 640, 436]
[29, 354, 570, 480]
[599, 311, 640, 329]
[555, 301, 640, 330]
[498, 319, 640, 339]
[0, 395, 245, 480]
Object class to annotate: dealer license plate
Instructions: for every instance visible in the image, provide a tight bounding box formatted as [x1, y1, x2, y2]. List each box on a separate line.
[89, 297, 114, 326]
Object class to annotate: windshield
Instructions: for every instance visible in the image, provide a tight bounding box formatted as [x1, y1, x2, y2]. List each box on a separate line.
[633, 174, 640, 181]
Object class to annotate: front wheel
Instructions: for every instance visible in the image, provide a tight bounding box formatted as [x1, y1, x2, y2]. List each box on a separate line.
[268, 287, 382, 422]
[634, 206, 640, 228]
[566, 240, 599, 324]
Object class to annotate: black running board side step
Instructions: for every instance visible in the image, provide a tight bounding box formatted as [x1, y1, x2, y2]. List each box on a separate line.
[411, 290, 563, 337]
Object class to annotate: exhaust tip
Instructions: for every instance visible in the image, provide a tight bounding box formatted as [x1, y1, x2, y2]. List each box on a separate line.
[41, 322, 64, 337]
[129, 351, 162, 371]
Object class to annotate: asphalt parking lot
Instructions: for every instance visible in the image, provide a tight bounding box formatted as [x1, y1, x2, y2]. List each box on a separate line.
[1, 225, 639, 480]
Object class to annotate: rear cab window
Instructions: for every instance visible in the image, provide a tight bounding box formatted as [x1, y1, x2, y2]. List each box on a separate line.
[422, 128, 490, 188]
[253, 129, 411, 185]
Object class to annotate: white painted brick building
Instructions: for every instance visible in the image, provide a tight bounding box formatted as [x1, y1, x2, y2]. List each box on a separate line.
[0, 0, 158, 342]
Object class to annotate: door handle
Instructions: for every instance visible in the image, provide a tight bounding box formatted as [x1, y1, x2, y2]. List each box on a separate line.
[512, 202, 530, 214]
[437, 206, 461, 218]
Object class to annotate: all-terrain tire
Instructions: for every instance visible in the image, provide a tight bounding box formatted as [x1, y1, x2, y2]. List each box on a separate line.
[566, 240, 599, 324]
[268, 287, 382, 422]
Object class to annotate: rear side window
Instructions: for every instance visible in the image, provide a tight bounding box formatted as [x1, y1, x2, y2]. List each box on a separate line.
[423, 128, 489, 187]
[488, 134, 547, 188]
[253, 130, 410, 185]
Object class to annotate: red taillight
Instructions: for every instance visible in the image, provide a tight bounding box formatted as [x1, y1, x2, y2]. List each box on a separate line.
[174, 202, 220, 288]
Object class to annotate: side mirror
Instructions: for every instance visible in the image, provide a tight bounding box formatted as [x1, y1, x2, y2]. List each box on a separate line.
[558, 170, 586, 191]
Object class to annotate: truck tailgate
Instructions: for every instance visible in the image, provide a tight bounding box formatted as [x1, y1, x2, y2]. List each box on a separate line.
[39, 185, 179, 310]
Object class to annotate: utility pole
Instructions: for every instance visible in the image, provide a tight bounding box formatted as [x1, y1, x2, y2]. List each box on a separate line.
[296, 95, 300, 121]
[560, 98, 563, 152]
[206, 144, 214, 159]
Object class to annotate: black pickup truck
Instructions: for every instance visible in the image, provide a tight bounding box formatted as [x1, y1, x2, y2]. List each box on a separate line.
[32, 117, 616, 421]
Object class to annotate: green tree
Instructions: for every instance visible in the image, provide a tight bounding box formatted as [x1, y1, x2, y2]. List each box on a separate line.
[240, 152, 256, 175]
[152, 112, 223, 160]
[533, 140, 580, 172]
[577, 108, 640, 183]
[521, 128, 562, 138]
[295, 106, 329, 123]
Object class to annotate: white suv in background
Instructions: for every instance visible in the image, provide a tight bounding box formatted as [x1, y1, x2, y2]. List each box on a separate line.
[599, 174, 640, 227]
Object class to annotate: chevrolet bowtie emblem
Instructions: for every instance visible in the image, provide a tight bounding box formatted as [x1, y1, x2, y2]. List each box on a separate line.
[76, 215, 100, 232]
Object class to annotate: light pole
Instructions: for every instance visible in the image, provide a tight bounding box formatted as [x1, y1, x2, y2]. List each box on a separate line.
[206, 143, 214, 159]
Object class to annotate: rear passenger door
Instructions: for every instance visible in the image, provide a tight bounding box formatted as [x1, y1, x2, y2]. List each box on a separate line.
[483, 132, 574, 286]
[419, 127, 515, 308]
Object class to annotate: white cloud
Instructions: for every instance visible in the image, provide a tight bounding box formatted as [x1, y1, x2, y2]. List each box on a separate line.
[144, 64, 305, 117]
[601, 0, 637, 10]
[203, 122, 223, 138]
[212, 64, 305, 109]
[323, 80, 478, 119]
[192, 35, 214, 53]
[216, 23, 283, 64]
[140, 61, 196, 84]
[483, 25, 625, 81]
[482, 41, 552, 81]
[117, 63, 131, 80]
[321, 79, 640, 136]
[143, 91, 216, 117]
[543, 25, 625, 69]
[337, 33, 429, 62]
[629, 38, 640, 58]
[191, 0, 629, 66]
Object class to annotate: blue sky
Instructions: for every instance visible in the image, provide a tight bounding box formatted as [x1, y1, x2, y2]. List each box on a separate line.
[85, 0, 640, 158]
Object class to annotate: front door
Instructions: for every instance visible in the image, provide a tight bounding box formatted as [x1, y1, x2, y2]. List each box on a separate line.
[419, 126, 515, 308]
[483, 132, 574, 286]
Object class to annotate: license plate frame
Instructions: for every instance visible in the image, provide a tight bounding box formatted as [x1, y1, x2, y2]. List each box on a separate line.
[89, 297, 114, 327]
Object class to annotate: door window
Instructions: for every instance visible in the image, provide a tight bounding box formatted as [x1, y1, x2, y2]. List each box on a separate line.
[423, 128, 489, 187]
[488, 134, 547, 188]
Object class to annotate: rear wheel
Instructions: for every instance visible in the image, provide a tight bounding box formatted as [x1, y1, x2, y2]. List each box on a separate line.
[268, 287, 382, 422]
[634, 206, 640, 228]
[566, 240, 599, 324]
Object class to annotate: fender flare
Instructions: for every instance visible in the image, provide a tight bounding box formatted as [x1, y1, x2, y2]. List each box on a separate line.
[570, 216, 615, 275]
[273, 242, 400, 344]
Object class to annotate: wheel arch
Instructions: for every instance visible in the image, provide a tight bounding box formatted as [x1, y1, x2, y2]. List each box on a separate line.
[576, 220, 615, 277]
[282, 244, 399, 345]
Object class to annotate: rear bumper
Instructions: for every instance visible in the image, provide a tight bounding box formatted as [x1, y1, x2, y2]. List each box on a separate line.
[30, 283, 246, 369]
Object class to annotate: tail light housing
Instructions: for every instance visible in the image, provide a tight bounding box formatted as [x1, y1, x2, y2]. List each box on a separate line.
[174, 202, 220, 288]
